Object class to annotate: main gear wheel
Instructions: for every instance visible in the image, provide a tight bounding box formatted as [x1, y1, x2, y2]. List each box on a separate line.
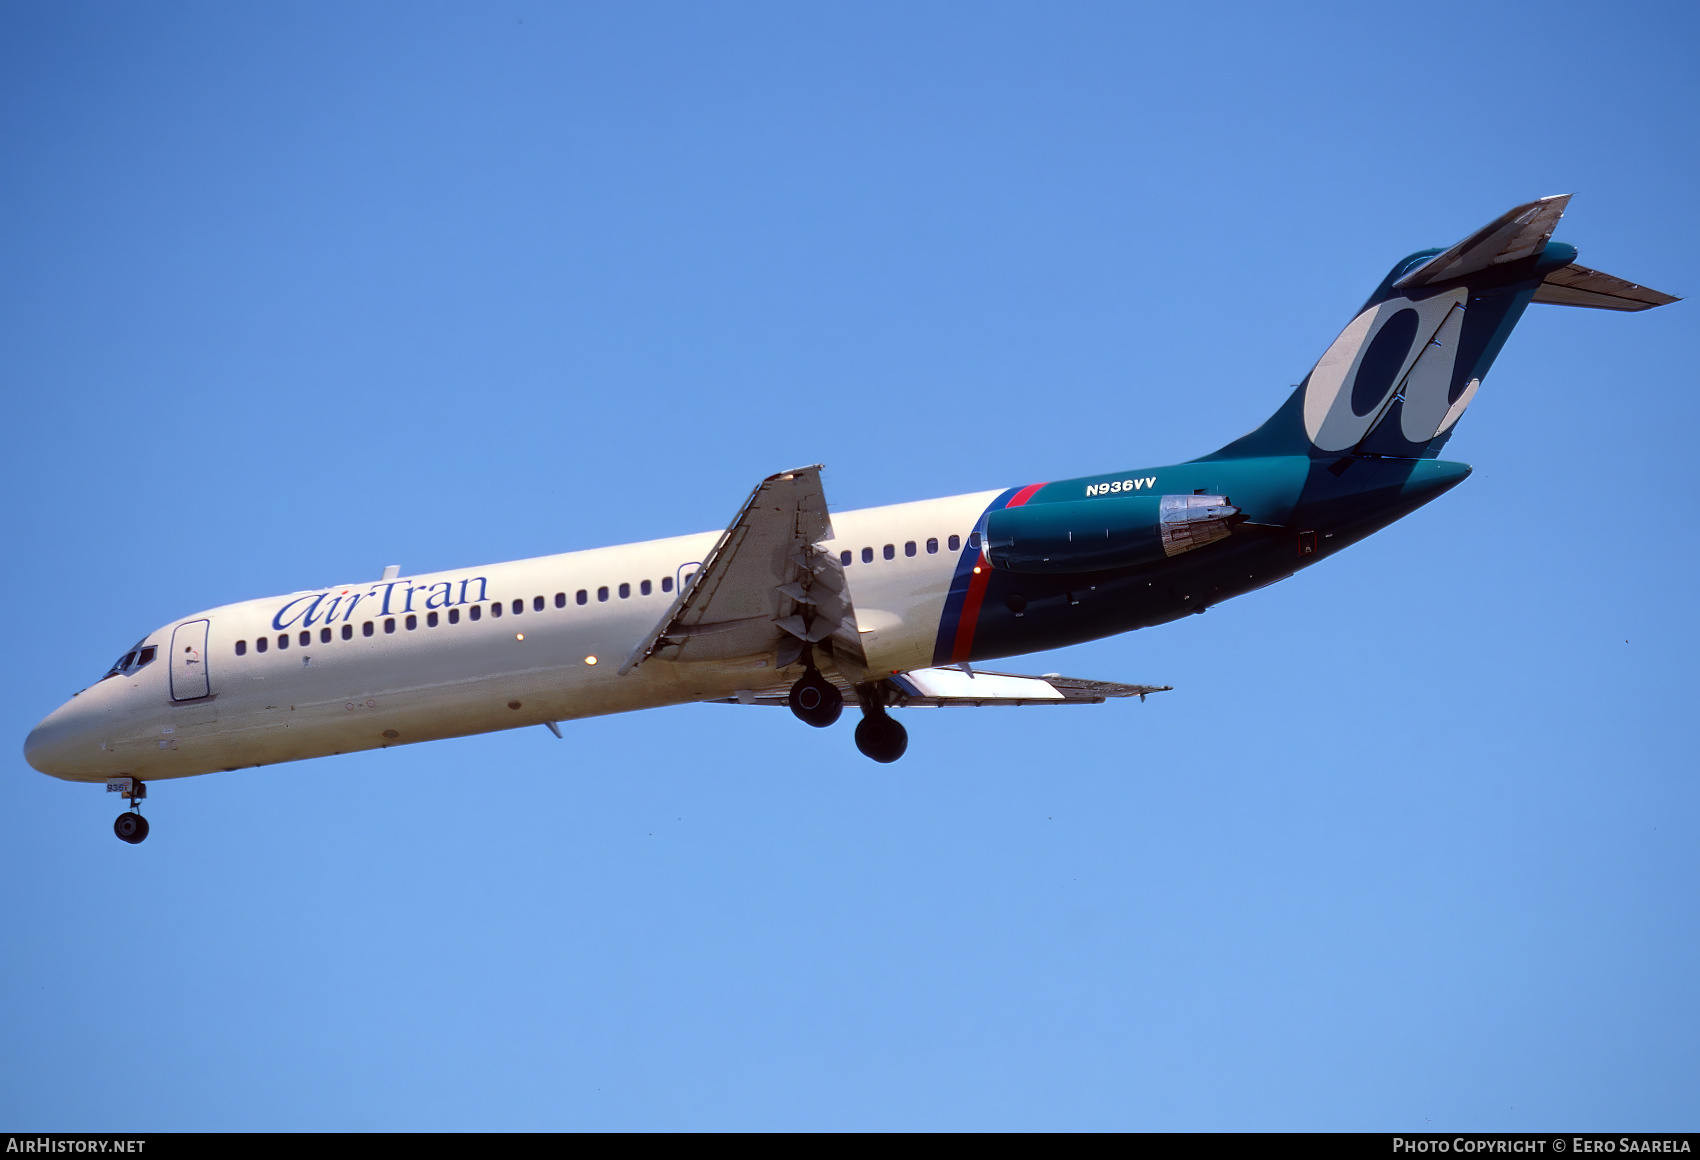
[788, 669, 843, 728]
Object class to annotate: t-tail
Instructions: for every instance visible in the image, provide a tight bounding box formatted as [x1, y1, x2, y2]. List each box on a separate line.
[1202, 195, 1679, 463]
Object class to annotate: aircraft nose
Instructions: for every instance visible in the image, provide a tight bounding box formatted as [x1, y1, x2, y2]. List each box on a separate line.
[24, 698, 93, 778]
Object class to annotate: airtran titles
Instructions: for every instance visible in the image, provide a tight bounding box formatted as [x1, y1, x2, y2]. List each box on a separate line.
[270, 576, 492, 631]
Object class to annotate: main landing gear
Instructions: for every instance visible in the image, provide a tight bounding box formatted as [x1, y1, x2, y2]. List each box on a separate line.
[854, 698, 908, 764]
[787, 668, 843, 728]
[109, 777, 149, 844]
[786, 667, 909, 762]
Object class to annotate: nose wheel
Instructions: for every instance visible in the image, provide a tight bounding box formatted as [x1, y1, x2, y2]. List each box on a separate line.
[114, 812, 149, 844]
[108, 777, 149, 843]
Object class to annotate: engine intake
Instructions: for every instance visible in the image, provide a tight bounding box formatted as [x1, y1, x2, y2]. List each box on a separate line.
[985, 494, 1242, 574]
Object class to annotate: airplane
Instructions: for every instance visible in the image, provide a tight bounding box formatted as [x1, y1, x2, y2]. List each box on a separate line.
[23, 195, 1677, 843]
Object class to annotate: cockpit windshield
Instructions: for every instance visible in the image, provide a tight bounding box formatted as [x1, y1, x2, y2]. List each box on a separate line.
[100, 641, 157, 681]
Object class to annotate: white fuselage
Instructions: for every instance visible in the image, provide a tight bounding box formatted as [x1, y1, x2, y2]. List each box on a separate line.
[25, 490, 1001, 783]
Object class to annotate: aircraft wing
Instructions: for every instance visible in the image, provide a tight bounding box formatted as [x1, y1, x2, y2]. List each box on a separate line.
[707, 666, 1171, 707]
[621, 465, 868, 673]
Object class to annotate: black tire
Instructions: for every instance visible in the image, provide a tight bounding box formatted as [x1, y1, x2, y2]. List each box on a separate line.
[788, 670, 843, 728]
[854, 714, 908, 763]
[114, 812, 149, 844]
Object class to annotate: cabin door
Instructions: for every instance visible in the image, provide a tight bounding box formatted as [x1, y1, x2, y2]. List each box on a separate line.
[170, 619, 211, 701]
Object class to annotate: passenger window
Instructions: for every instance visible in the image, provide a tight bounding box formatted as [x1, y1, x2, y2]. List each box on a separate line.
[555, 593, 566, 608]
[661, 576, 673, 592]
[470, 605, 482, 621]
[861, 547, 873, 563]
[299, 630, 311, 646]
[883, 544, 895, 560]
[491, 603, 503, 618]
[427, 611, 439, 627]
[577, 589, 588, 605]
[927, 538, 938, 554]
[532, 596, 543, 612]
[969, 532, 981, 550]
[384, 618, 396, 634]
[640, 579, 652, 596]
[235, 640, 247, 656]
[904, 542, 915, 557]
[278, 634, 289, 650]
[448, 608, 460, 624]
[840, 550, 852, 566]
[619, 583, 630, 599]
[406, 615, 417, 630]
[363, 621, 374, 637]
[513, 599, 523, 615]
[598, 586, 609, 602]
[342, 624, 353, 640]
[949, 534, 961, 551]
[256, 637, 268, 653]
[320, 627, 331, 644]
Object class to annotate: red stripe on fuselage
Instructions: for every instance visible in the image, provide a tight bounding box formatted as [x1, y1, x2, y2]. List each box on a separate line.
[949, 482, 1046, 663]
[1006, 482, 1045, 508]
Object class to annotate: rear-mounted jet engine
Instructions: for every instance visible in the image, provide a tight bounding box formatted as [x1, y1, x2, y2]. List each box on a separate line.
[985, 494, 1244, 574]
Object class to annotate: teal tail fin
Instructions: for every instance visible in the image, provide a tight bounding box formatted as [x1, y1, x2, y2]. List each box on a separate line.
[1201, 195, 1677, 462]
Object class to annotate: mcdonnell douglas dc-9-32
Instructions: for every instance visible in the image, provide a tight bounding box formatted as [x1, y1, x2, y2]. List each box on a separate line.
[24, 196, 1677, 843]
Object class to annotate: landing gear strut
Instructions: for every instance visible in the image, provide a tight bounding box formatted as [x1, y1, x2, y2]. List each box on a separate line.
[109, 777, 149, 844]
[788, 668, 843, 728]
[853, 684, 908, 763]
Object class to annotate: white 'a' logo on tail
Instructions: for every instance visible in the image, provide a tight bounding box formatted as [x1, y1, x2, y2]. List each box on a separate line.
[1302, 289, 1467, 452]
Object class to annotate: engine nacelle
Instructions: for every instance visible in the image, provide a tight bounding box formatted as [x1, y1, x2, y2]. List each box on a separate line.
[984, 494, 1243, 574]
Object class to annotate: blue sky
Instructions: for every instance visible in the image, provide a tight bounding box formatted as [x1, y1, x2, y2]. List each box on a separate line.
[2, 0, 1695, 1131]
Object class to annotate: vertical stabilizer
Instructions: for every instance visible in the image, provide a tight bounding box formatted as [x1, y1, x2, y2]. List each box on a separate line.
[1200, 196, 1673, 464]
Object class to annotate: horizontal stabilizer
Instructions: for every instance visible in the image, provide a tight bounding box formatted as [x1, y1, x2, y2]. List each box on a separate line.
[708, 667, 1171, 708]
[1394, 195, 1571, 290]
[1531, 262, 1679, 311]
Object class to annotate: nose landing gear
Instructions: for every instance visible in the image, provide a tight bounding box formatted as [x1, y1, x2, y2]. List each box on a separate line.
[114, 812, 149, 844]
[107, 777, 149, 844]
